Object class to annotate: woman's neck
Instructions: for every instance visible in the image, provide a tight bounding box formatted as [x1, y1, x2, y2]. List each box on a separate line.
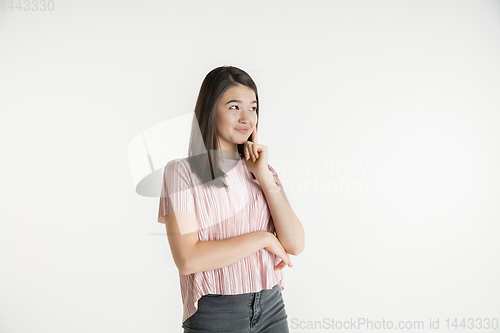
[218, 148, 241, 160]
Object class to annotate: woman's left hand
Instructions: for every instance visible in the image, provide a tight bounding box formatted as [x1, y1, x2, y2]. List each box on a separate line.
[244, 127, 269, 175]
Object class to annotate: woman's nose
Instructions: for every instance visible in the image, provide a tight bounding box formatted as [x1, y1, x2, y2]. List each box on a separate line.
[239, 109, 252, 122]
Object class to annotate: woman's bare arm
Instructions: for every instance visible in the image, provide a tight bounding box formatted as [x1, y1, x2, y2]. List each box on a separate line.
[164, 211, 273, 275]
[186, 230, 271, 275]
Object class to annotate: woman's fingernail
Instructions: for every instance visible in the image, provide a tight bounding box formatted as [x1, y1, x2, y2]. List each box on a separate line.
[253, 157, 255, 163]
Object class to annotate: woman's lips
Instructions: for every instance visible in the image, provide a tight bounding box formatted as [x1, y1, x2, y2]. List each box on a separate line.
[236, 128, 249, 133]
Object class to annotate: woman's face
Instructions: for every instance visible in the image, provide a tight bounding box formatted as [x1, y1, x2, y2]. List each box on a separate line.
[215, 84, 258, 152]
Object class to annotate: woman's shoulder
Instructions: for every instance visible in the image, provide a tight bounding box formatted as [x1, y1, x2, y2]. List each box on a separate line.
[165, 157, 190, 170]
[163, 157, 194, 181]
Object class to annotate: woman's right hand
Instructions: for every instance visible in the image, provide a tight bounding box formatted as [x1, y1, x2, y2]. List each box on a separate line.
[263, 231, 293, 271]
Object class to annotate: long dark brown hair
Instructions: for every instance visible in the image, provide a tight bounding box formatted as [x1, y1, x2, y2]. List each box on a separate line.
[186, 66, 259, 189]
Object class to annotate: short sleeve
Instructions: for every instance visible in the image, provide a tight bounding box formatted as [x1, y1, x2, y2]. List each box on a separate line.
[157, 159, 196, 224]
[267, 164, 289, 203]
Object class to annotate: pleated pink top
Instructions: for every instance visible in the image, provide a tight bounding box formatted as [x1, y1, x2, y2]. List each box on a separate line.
[157, 155, 289, 324]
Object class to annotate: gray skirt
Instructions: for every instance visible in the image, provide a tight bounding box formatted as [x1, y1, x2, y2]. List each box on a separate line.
[182, 283, 289, 333]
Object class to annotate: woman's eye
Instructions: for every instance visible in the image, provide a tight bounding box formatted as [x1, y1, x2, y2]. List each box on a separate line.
[230, 105, 257, 111]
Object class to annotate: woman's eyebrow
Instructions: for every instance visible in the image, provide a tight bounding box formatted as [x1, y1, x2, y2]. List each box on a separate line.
[226, 100, 257, 104]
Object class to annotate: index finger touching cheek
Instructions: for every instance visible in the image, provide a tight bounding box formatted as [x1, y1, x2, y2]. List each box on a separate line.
[252, 126, 258, 145]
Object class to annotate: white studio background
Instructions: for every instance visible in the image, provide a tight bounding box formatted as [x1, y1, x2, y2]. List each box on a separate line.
[1, 1, 499, 332]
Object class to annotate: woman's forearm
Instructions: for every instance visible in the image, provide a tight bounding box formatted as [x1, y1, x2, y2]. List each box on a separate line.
[183, 230, 270, 275]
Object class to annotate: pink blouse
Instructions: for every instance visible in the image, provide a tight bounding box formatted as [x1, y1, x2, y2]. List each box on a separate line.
[157, 156, 289, 324]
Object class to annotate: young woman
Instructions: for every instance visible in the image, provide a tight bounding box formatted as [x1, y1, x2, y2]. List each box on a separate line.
[157, 66, 305, 332]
